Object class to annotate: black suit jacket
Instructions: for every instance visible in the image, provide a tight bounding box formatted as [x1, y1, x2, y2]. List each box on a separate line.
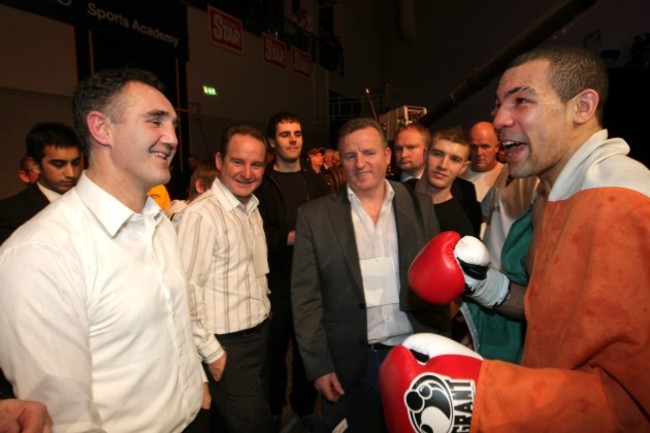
[291, 181, 449, 388]
[451, 177, 482, 237]
[0, 185, 49, 245]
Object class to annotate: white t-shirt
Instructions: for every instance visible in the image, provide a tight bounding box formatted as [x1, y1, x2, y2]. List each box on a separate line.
[461, 163, 504, 202]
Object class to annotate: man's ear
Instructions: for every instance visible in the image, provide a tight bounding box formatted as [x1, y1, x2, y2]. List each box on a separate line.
[17, 171, 31, 184]
[268, 138, 277, 149]
[572, 89, 599, 125]
[215, 152, 223, 172]
[86, 111, 112, 146]
[459, 159, 471, 175]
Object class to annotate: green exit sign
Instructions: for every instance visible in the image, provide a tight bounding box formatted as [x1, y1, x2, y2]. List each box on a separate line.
[203, 85, 218, 96]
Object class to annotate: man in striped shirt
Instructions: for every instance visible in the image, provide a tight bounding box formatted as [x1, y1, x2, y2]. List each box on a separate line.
[175, 124, 273, 433]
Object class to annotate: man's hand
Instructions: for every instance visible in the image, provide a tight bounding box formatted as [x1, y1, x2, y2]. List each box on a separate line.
[201, 383, 211, 410]
[208, 352, 227, 382]
[287, 230, 296, 246]
[0, 399, 53, 433]
[314, 372, 345, 403]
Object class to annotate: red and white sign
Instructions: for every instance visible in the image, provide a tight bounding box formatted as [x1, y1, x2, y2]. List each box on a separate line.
[292, 47, 312, 78]
[208, 6, 243, 53]
[262, 33, 287, 69]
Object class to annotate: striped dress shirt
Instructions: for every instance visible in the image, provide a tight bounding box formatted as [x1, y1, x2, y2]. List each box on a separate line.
[175, 178, 270, 364]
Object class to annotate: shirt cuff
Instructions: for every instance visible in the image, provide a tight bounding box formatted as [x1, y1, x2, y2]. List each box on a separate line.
[201, 337, 225, 365]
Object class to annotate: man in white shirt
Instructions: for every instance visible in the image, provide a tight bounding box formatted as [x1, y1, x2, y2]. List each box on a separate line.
[291, 118, 446, 432]
[462, 121, 504, 202]
[0, 68, 207, 432]
[175, 125, 273, 433]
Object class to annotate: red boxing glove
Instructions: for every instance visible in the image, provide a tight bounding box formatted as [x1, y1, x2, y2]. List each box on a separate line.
[379, 333, 482, 433]
[409, 231, 465, 304]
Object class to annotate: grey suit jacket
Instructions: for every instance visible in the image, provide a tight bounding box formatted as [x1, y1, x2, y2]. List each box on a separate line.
[291, 180, 449, 388]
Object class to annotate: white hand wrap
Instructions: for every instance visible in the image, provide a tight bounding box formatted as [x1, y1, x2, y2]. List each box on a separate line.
[454, 236, 510, 308]
[468, 268, 510, 308]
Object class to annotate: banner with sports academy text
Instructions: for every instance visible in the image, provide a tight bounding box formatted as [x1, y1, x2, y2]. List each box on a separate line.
[0, 0, 188, 59]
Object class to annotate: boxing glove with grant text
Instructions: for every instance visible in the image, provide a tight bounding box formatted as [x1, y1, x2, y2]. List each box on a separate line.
[379, 333, 483, 433]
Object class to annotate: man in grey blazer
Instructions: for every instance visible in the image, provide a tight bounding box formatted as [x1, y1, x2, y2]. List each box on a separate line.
[291, 118, 449, 432]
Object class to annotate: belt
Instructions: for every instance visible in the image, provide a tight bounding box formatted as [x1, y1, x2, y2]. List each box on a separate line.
[217, 318, 268, 339]
[368, 342, 393, 352]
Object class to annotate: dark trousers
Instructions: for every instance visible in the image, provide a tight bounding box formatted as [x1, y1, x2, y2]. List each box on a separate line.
[269, 294, 318, 417]
[207, 320, 274, 433]
[182, 408, 210, 433]
[0, 370, 14, 398]
[317, 348, 389, 433]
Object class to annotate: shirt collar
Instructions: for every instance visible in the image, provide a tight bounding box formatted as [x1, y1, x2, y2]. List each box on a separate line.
[75, 172, 163, 237]
[36, 182, 62, 203]
[400, 170, 422, 182]
[346, 180, 395, 207]
[211, 178, 260, 214]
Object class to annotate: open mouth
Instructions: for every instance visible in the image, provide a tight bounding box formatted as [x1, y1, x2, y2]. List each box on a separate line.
[501, 141, 525, 151]
[501, 141, 527, 158]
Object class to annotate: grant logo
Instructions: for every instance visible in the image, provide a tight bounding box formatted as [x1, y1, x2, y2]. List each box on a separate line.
[404, 374, 474, 433]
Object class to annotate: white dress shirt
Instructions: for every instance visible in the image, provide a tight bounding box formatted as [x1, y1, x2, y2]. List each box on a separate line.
[0, 172, 204, 433]
[36, 181, 62, 202]
[347, 181, 413, 346]
[175, 178, 270, 364]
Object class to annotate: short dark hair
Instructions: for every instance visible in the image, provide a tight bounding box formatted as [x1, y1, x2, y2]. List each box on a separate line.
[266, 111, 301, 138]
[19, 155, 37, 171]
[220, 124, 268, 157]
[337, 118, 387, 148]
[507, 45, 609, 121]
[25, 122, 80, 164]
[432, 125, 470, 159]
[395, 122, 432, 148]
[73, 68, 165, 151]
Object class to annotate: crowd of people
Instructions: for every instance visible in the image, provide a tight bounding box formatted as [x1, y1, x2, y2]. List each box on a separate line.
[0, 44, 648, 433]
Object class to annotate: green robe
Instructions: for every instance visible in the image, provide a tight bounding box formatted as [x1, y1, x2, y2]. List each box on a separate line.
[461, 206, 531, 363]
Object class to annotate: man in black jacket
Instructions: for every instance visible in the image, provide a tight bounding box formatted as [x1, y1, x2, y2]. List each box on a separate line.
[255, 112, 328, 431]
[291, 118, 447, 432]
[0, 121, 83, 245]
[391, 123, 482, 236]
